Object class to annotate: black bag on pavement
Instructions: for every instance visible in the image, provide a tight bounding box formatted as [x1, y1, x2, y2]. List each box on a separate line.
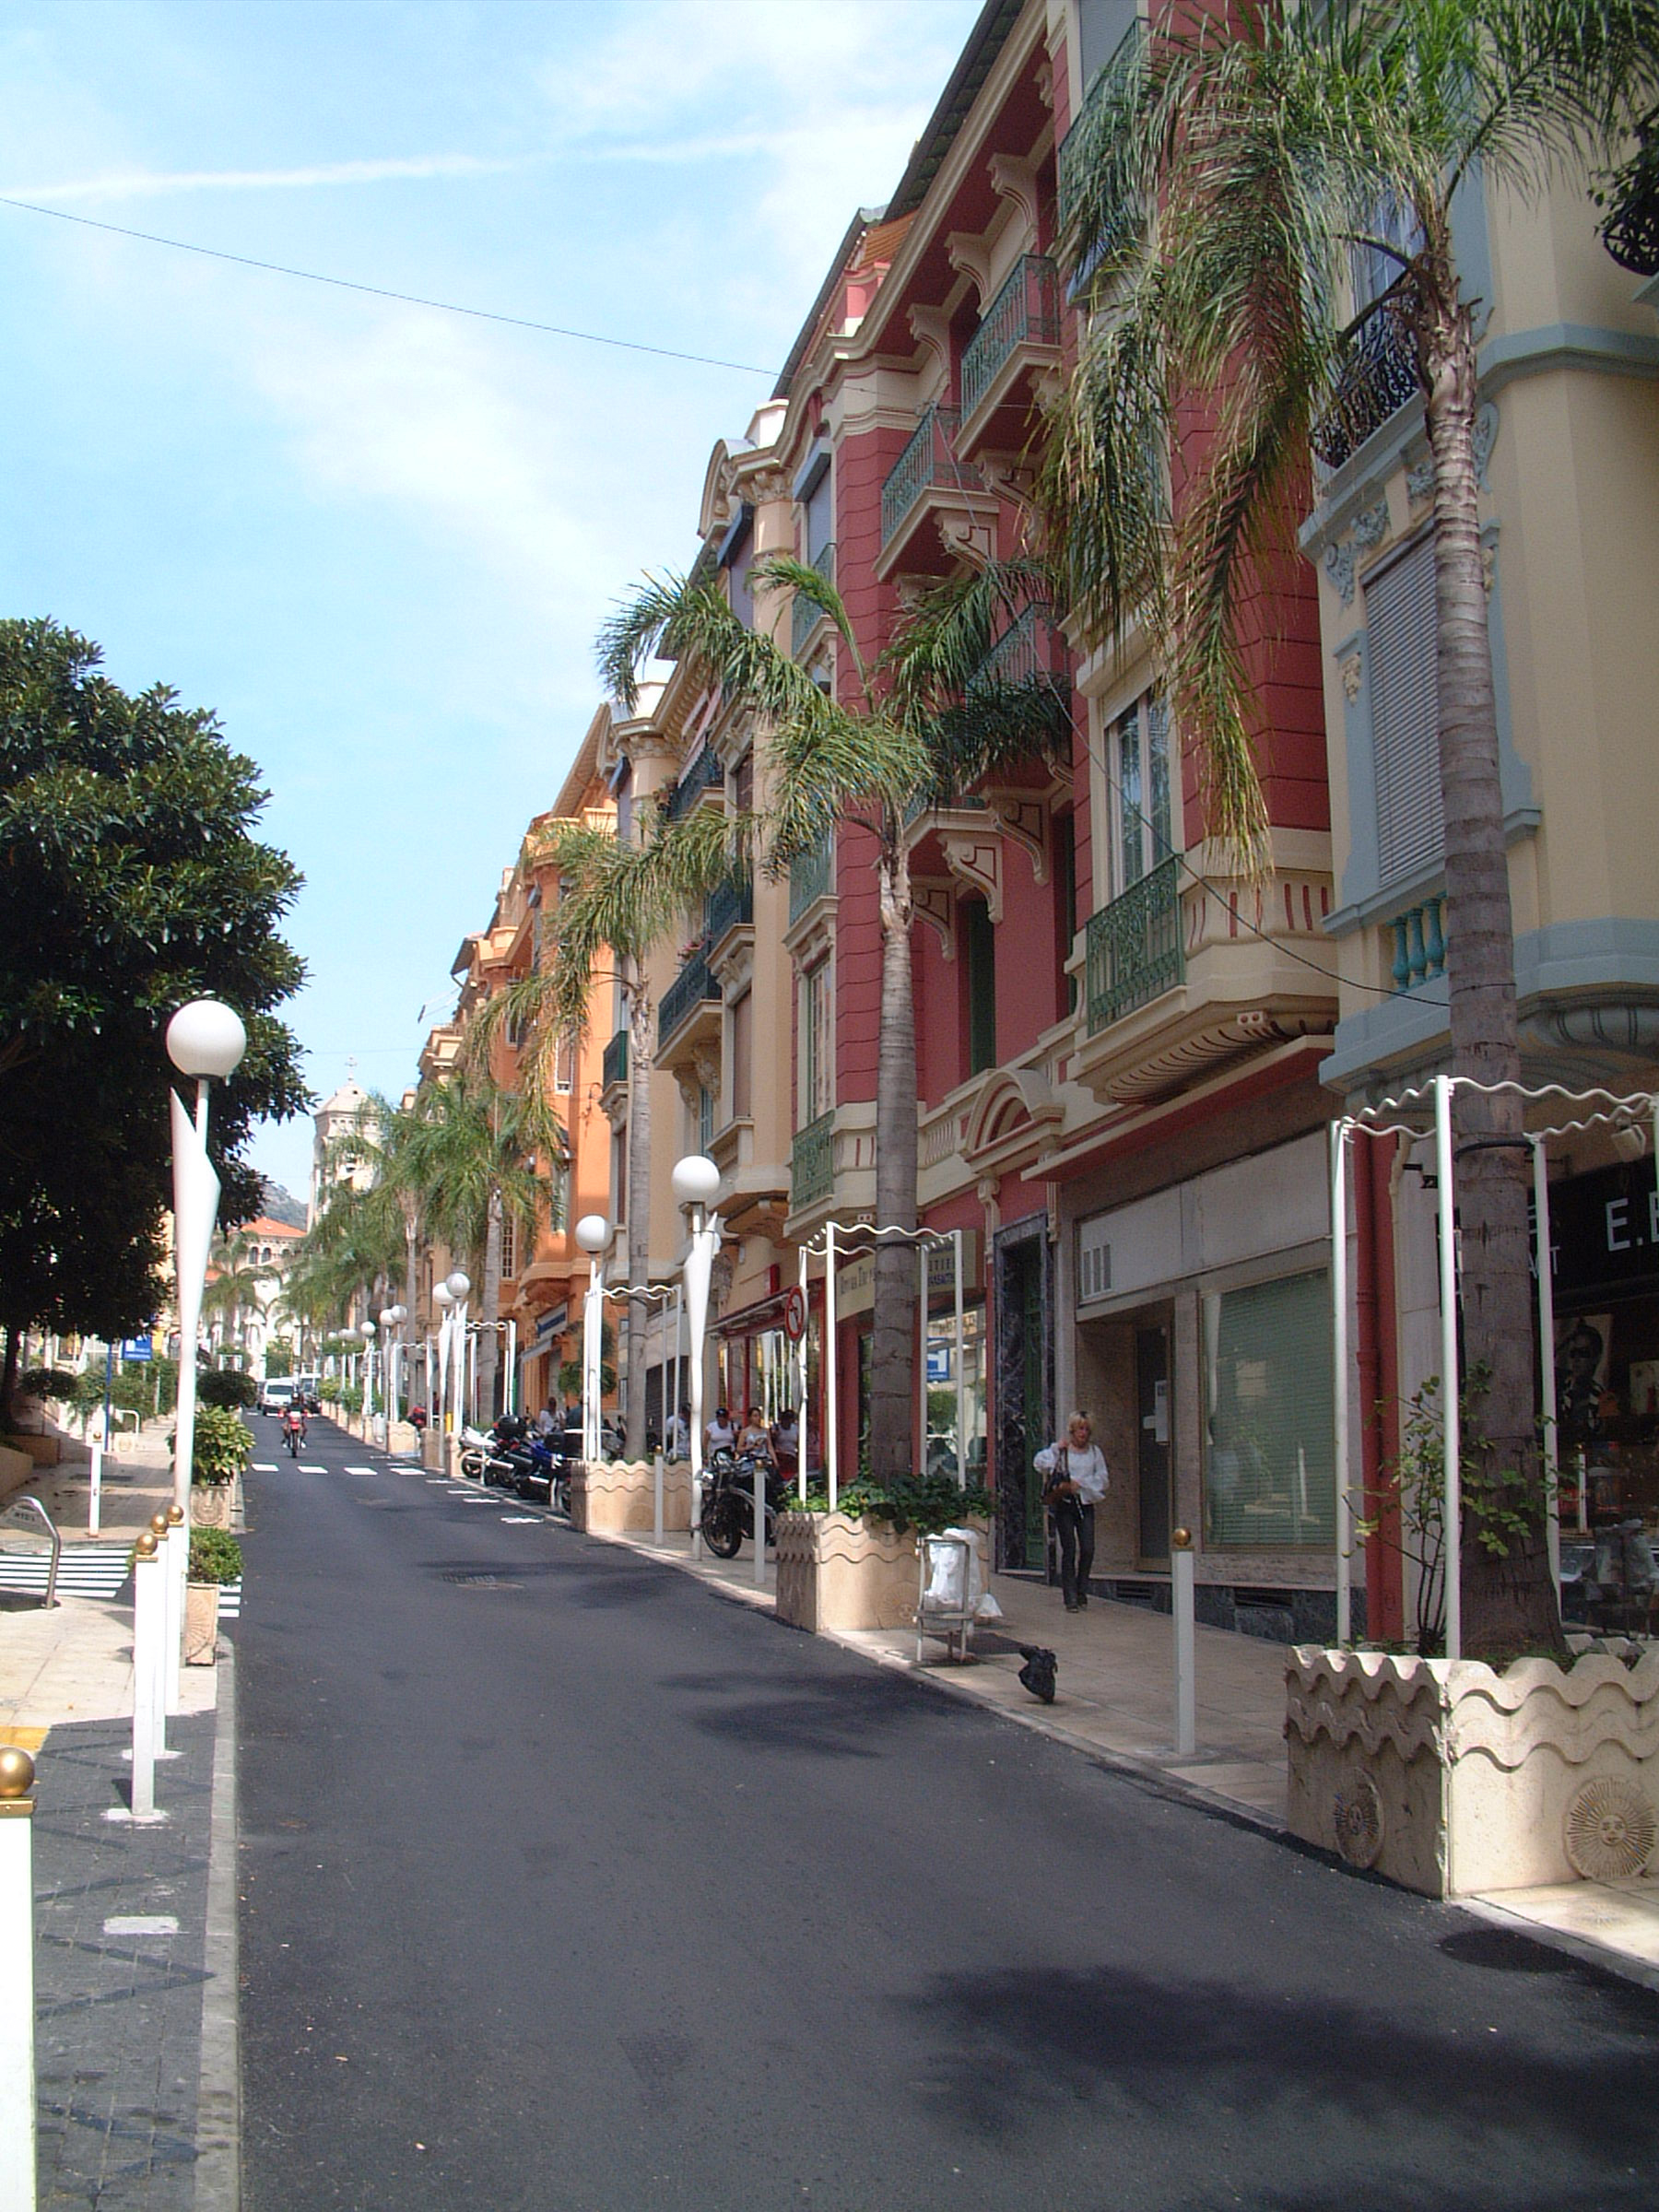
[1017, 1644, 1058, 1704]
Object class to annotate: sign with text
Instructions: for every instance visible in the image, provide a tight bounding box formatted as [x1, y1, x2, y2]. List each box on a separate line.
[1547, 1163, 1659, 1303]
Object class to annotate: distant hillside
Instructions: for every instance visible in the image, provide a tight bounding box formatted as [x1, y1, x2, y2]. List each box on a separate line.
[260, 1180, 308, 1230]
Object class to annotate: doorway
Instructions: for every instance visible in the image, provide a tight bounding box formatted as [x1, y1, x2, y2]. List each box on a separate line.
[1136, 1322, 1171, 1562]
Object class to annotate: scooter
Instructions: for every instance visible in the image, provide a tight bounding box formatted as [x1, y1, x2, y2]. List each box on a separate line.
[699, 1447, 789, 1560]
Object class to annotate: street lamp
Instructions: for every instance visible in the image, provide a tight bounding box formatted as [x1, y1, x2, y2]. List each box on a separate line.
[358, 1319, 376, 1429]
[672, 1155, 721, 1559]
[445, 1270, 471, 1442]
[165, 998, 245, 1716]
[379, 1305, 405, 1429]
[573, 1215, 611, 1465]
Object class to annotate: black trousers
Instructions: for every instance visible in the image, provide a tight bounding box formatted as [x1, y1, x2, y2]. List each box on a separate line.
[1053, 1499, 1095, 1605]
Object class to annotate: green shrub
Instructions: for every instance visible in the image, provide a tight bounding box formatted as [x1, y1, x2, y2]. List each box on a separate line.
[798, 1473, 994, 1537]
[319, 1377, 341, 1404]
[199, 1369, 257, 1410]
[188, 1527, 242, 1584]
[18, 1367, 77, 1401]
[263, 1344, 293, 1377]
[338, 1382, 362, 1416]
[177, 1401, 253, 1485]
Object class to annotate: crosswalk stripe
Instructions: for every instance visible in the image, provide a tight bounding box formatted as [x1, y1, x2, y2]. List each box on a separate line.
[344, 1465, 377, 1476]
[251, 1463, 278, 1472]
[298, 1464, 325, 1473]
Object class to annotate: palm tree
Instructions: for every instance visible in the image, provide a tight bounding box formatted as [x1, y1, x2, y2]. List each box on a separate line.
[596, 555, 1071, 1483]
[201, 1233, 273, 1368]
[1046, 0, 1659, 1655]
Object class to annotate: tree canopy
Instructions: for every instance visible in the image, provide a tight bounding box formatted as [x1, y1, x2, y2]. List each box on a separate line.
[0, 618, 306, 1386]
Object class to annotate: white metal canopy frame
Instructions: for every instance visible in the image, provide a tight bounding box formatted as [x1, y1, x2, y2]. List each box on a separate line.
[1332, 1077, 1659, 1662]
[794, 1220, 971, 1511]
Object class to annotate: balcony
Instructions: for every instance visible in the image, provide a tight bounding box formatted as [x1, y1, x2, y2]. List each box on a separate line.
[656, 943, 721, 1062]
[791, 1111, 835, 1211]
[969, 603, 1069, 697]
[791, 542, 836, 660]
[877, 406, 998, 581]
[1056, 24, 1147, 242]
[705, 878, 754, 951]
[958, 256, 1062, 454]
[601, 1029, 628, 1094]
[1386, 896, 1447, 992]
[1086, 858, 1184, 1034]
[788, 833, 835, 926]
[662, 747, 724, 822]
[1310, 308, 1420, 472]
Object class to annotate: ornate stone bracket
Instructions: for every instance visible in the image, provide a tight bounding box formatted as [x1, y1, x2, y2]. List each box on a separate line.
[988, 151, 1043, 241]
[907, 303, 954, 383]
[988, 793, 1051, 885]
[912, 878, 957, 960]
[940, 828, 1004, 921]
[946, 232, 993, 309]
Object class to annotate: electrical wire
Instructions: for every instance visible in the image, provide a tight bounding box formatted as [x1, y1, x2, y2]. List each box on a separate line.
[0, 194, 780, 379]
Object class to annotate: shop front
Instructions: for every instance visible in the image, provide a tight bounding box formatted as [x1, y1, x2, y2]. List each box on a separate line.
[1060, 1129, 1343, 1641]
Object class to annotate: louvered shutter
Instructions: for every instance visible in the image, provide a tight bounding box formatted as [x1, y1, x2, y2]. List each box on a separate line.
[1365, 535, 1444, 882]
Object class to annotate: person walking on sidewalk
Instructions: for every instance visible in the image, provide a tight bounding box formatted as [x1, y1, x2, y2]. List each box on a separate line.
[1035, 1413, 1109, 1613]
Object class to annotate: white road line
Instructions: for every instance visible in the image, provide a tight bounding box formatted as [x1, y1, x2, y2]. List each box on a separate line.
[298, 1464, 326, 1473]
[104, 1914, 179, 1937]
[500, 1514, 539, 1524]
[424, 1478, 447, 1485]
[251, 1463, 278, 1472]
[344, 1465, 377, 1476]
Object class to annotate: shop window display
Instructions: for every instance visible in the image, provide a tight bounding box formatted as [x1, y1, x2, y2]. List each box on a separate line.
[1203, 1270, 1335, 1549]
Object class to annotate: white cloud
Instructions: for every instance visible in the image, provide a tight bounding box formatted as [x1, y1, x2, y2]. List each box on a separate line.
[4, 153, 527, 202]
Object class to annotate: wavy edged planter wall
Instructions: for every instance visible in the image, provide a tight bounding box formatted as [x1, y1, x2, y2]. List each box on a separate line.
[571, 1459, 692, 1536]
[774, 1513, 989, 1637]
[1286, 1648, 1659, 1897]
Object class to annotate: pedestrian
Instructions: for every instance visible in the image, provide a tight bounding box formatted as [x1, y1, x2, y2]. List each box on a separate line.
[535, 1399, 558, 1440]
[706, 1405, 737, 1455]
[771, 1405, 800, 1480]
[737, 1406, 773, 1465]
[665, 1401, 690, 1460]
[1034, 1411, 1109, 1613]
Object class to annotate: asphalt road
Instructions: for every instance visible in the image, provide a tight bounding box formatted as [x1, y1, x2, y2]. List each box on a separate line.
[237, 1418, 1659, 2212]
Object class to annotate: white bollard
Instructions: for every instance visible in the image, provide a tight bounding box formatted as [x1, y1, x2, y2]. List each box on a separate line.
[753, 1458, 766, 1589]
[653, 1451, 665, 1549]
[163, 1507, 185, 1718]
[1171, 1526, 1196, 1759]
[130, 1535, 164, 1819]
[88, 1441, 102, 1538]
[0, 1746, 38, 2209]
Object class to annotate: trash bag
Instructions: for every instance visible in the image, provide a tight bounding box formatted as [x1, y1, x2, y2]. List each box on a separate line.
[1017, 1643, 1057, 1704]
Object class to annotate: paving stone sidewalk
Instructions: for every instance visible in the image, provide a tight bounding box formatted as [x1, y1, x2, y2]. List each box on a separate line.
[32, 1710, 218, 2209]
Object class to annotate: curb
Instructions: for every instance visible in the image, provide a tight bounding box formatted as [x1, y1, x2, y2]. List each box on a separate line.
[193, 1639, 241, 2211]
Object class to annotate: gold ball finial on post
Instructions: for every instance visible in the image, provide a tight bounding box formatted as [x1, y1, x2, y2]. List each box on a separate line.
[0, 1746, 35, 1798]
[165, 1504, 184, 1528]
[149, 1512, 170, 1538]
[135, 1531, 159, 1559]
[1171, 1526, 1193, 1551]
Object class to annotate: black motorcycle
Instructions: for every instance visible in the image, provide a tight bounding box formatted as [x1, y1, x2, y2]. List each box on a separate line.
[699, 1448, 789, 1559]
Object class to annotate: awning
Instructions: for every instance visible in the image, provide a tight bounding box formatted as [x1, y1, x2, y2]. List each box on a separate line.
[713, 1288, 797, 1341]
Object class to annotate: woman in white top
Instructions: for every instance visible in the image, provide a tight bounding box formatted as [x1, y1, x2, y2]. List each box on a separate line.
[1034, 1411, 1110, 1612]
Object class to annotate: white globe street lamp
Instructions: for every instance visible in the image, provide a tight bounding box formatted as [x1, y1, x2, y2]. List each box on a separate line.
[673, 1157, 722, 1560]
[574, 1215, 612, 1465]
[359, 1319, 376, 1429]
[163, 998, 247, 1721]
[443, 1272, 472, 1447]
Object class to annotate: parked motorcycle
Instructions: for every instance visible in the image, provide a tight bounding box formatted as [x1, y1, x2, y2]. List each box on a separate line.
[699, 1447, 789, 1560]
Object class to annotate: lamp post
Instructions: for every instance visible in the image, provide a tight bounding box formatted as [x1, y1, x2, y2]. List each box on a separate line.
[358, 1319, 376, 1433]
[165, 997, 245, 1716]
[672, 1156, 721, 1561]
[444, 1270, 471, 1447]
[379, 1306, 406, 1432]
[432, 1284, 453, 1465]
[574, 1216, 611, 1466]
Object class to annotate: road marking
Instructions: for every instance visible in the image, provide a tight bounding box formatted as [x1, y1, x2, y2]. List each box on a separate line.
[344, 1465, 377, 1476]
[500, 1514, 539, 1523]
[298, 1464, 326, 1473]
[251, 1463, 278, 1472]
[424, 1478, 447, 1485]
[104, 1914, 179, 1937]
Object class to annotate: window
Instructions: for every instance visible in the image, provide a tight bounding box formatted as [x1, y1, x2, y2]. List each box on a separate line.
[805, 465, 832, 565]
[1203, 1270, 1335, 1549]
[734, 747, 754, 816]
[553, 1031, 576, 1094]
[1109, 691, 1173, 894]
[698, 1085, 715, 1154]
[719, 503, 755, 628]
[1365, 534, 1443, 883]
[730, 989, 752, 1122]
[500, 1212, 518, 1282]
[800, 960, 832, 1124]
[1053, 808, 1078, 1014]
[963, 898, 996, 1077]
[1077, 0, 1138, 93]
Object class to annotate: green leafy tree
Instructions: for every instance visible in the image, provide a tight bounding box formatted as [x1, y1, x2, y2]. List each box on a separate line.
[201, 1233, 275, 1368]
[0, 619, 305, 1420]
[1046, 0, 1659, 1656]
[594, 556, 1069, 1482]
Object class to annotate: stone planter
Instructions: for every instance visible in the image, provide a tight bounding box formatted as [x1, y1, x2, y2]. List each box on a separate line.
[191, 1483, 235, 1531]
[184, 1581, 220, 1665]
[571, 1459, 691, 1536]
[1286, 1647, 1659, 1897]
[774, 1512, 988, 1636]
[386, 1420, 420, 1458]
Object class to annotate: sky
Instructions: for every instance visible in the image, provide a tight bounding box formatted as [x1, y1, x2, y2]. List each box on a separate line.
[0, 0, 982, 1200]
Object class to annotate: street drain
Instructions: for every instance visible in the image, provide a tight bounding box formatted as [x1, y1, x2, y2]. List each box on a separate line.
[442, 1570, 523, 1589]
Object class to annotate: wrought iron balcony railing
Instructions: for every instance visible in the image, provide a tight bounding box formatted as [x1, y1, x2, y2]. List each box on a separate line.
[1310, 308, 1420, 471]
[662, 747, 724, 822]
[791, 1110, 835, 1210]
[1084, 856, 1183, 1034]
[968, 603, 1068, 695]
[1387, 896, 1447, 993]
[959, 255, 1061, 425]
[791, 542, 837, 659]
[880, 406, 982, 552]
[789, 833, 835, 924]
[1056, 22, 1147, 240]
[705, 879, 754, 945]
[601, 1029, 628, 1091]
[657, 943, 719, 1048]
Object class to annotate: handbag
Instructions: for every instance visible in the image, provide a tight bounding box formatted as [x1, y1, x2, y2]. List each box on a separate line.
[1041, 1445, 1071, 1512]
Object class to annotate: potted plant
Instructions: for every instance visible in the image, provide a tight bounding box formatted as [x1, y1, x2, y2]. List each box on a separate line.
[774, 1475, 992, 1636]
[182, 1401, 253, 1529]
[185, 1526, 241, 1665]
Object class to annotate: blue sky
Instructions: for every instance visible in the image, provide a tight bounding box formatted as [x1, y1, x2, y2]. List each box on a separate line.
[0, 0, 982, 1199]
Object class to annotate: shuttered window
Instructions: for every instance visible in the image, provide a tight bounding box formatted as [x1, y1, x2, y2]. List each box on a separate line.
[1203, 1270, 1334, 1550]
[1365, 534, 1443, 883]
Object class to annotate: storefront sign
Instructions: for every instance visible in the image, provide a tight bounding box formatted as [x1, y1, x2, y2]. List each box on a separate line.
[532, 1303, 569, 1348]
[120, 1335, 153, 1363]
[926, 1341, 953, 1383]
[1547, 1164, 1659, 1302]
[835, 1253, 877, 1319]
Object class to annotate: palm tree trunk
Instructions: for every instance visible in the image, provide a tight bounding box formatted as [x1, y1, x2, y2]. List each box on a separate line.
[870, 834, 919, 1485]
[1420, 253, 1561, 1659]
[478, 1191, 504, 1420]
[625, 983, 653, 1462]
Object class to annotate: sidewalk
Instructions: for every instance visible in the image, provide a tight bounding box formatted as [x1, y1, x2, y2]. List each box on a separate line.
[0, 1430, 237, 2209]
[601, 1519, 1659, 1989]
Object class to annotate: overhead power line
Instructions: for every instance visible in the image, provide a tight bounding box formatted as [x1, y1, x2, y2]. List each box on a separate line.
[0, 194, 780, 379]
